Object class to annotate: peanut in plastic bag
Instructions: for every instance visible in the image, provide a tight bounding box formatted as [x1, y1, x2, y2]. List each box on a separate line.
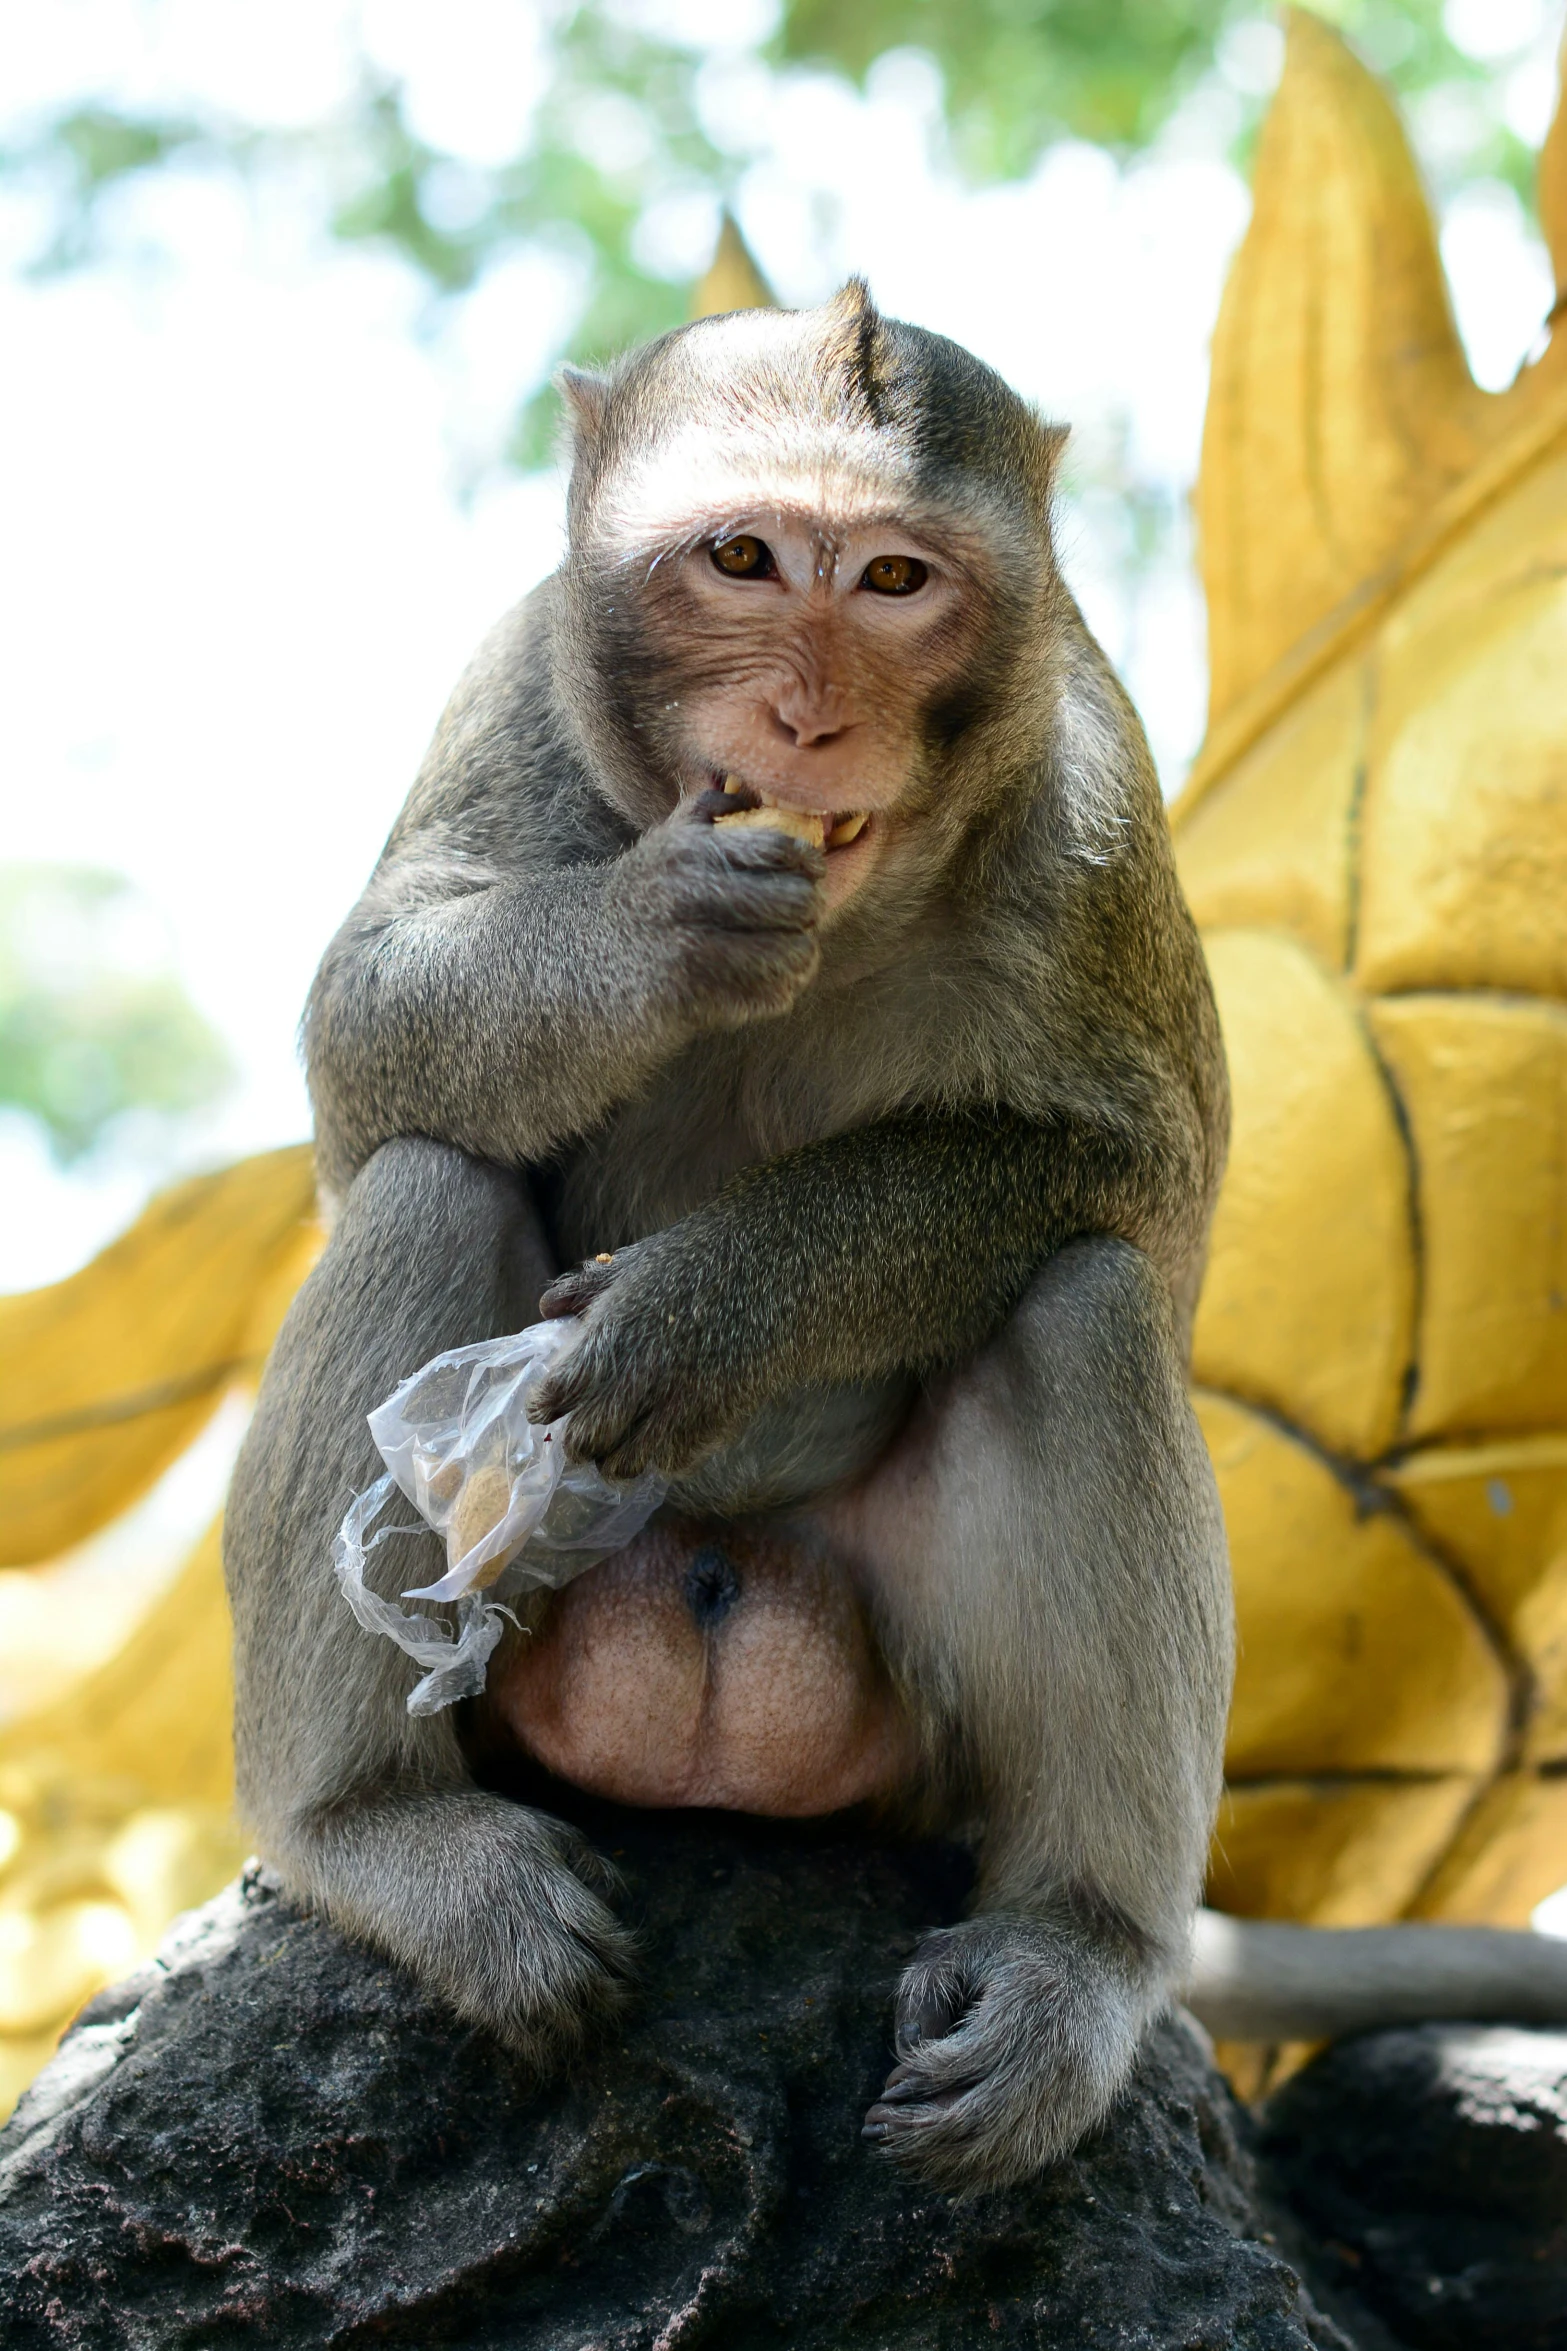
[332, 1317, 665, 1716]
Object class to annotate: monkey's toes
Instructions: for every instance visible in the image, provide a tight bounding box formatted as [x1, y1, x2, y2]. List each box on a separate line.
[440, 1816, 638, 2069]
[862, 1916, 1147, 2191]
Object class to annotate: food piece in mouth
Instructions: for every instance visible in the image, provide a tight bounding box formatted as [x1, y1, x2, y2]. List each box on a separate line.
[713, 774, 866, 852]
[715, 800, 827, 849]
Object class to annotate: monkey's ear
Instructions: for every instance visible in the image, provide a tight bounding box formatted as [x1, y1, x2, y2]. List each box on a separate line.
[558, 365, 610, 442]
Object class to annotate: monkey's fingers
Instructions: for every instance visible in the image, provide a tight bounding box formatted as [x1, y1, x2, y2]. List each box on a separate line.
[562, 1383, 664, 1475]
[704, 826, 826, 880]
[663, 867, 822, 933]
[893, 1933, 982, 2052]
[680, 783, 756, 824]
[574, 1383, 703, 1479]
[529, 1329, 659, 1461]
[548, 1360, 724, 1481]
[538, 1255, 620, 1323]
[527, 1341, 604, 1428]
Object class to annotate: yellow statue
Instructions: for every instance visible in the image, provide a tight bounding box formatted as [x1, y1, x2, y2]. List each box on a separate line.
[1179, 11, 1567, 1939]
[1, 9, 1564, 2117]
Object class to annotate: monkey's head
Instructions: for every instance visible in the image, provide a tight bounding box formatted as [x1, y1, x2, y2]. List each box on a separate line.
[557, 282, 1071, 916]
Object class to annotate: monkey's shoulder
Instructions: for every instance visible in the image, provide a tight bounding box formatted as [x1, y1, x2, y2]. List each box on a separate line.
[390, 574, 620, 870]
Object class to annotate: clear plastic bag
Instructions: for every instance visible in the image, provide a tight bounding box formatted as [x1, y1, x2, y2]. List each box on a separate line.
[332, 1317, 666, 1716]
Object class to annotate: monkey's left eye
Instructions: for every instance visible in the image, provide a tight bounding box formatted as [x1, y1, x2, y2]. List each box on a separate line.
[861, 555, 928, 596]
[711, 535, 775, 579]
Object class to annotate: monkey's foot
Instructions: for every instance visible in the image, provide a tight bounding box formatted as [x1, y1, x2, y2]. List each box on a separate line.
[862, 1913, 1154, 2191]
[302, 1792, 637, 2072]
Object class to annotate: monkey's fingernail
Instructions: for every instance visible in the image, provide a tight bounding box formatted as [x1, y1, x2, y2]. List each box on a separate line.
[860, 2119, 892, 2142]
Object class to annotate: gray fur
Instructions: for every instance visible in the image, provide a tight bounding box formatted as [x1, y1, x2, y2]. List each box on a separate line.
[225, 1139, 636, 2060]
[225, 286, 1233, 2192]
[848, 1239, 1232, 2182]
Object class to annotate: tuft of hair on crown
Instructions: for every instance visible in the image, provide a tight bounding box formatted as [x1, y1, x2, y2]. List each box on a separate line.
[813, 276, 888, 425]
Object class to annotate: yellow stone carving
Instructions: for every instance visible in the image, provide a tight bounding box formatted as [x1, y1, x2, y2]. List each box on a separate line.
[1411, 1774, 1567, 1927]
[1357, 481, 1567, 998]
[0, 1146, 318, 1567]
[1196, 10, 1491, 731]
[1193, 934, 1414, 1456]
[1201, 1392, 1507, 1778]
[1389, 1439, 1567, 1763]
[690, 211, 774, 319]
[1173, 662, 1365, 971]
[1370, 996, 1567, 1440]
[0, 1168, 315, 2118]
[1209, 1778, 1483, 1929]
[1181, 9, 1567, 1938]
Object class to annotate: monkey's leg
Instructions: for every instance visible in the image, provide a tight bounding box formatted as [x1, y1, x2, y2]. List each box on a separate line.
[224, 1136, 634, 2062]
[831, 1235, 1232, 2191]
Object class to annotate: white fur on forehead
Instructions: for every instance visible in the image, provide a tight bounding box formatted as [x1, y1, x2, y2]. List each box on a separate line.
[591, 415, 910, 559]
[592, 305, 912, 555]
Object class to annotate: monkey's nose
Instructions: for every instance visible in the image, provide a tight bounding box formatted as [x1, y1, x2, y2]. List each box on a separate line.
[766, 676, 854, 748]
[767, 703, 852, 750]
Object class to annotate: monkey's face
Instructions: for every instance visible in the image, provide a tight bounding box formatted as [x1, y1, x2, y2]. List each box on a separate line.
[651, 507, 988, 914]
[561, 289, 1066, 917]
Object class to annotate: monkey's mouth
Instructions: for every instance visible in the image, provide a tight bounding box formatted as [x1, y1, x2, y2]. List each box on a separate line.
[711, 772, 871, 852]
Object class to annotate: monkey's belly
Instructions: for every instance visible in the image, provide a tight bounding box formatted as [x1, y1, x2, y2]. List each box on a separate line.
[487, 1522, 916, 1816]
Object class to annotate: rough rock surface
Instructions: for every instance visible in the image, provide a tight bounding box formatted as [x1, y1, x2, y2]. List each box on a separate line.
[1260, 2022, 1567, 2351]
[0, 1809, 1344, 2350]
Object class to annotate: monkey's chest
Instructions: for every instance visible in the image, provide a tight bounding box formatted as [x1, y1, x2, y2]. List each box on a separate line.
[481, 1519, 915, 1817]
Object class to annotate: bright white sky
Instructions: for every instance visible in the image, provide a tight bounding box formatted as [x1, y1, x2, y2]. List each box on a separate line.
[0, 0, 1561, 1292]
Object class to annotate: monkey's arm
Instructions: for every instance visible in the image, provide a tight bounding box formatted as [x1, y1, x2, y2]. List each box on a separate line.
[305, 794, 823, 1197]
[534, 1103, 1197, 1477]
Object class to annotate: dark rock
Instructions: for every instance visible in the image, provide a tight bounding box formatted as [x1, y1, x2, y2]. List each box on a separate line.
[1260, 2022, 1567, 2351]
[0, 1811, 1345, 2349]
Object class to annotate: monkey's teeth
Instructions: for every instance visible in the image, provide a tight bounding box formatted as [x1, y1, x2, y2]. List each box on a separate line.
[827, 811, 869, 847]
[721, 773, 745, 795]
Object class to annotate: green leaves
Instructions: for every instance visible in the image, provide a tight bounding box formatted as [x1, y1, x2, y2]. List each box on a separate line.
[0, 869, 231, 1164]
[781, 0, 1235, 171]
[780, 0, 1541, 198]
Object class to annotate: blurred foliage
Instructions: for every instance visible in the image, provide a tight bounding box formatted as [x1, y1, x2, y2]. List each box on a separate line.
[324, 7, 725, 466]
[0, 2, 1550, 460]
[0, 869, 231, 1165]
[784, 0, 1540, 183]
[15, 104, 219, 274]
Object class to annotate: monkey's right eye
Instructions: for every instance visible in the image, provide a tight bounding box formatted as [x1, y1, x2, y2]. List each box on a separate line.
[710, 535, 775, 579]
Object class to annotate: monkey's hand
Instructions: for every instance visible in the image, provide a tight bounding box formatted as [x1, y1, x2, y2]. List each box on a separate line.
[609, 786, 825, 1033]
[529, 1232, 760, 1479]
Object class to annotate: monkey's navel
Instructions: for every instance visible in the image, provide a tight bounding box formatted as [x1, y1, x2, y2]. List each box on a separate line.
[684, 1546, 742, 1630]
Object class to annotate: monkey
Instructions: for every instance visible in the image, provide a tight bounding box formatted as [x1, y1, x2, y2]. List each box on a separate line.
[224, 282, 1567, 2194]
